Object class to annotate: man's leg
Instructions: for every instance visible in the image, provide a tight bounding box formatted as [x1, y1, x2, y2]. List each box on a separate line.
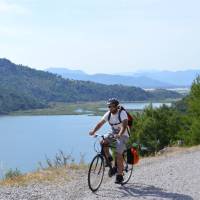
[115, 152, 124, 183]
[115, 135, 128, 183]
[101, 139, 113, 165]
[116, 152, 123, 174]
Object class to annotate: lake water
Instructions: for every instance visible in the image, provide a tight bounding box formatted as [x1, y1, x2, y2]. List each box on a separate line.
[0, 115, 110, 175]
[0, 102, 171, 175]
[122, 102, 171, 110]
[99, 102, 172, 111]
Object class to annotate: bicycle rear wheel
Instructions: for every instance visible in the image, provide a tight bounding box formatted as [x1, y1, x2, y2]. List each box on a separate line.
[88, 154, 105, 192]
[122, 150, 133, 184]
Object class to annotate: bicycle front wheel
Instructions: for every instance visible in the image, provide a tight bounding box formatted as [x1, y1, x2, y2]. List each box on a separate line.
[88, 154, 105, 192]
[122, 150, 133, 184]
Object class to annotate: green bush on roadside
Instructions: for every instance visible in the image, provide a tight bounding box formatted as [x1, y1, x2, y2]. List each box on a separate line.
[129, 75, 200, 154]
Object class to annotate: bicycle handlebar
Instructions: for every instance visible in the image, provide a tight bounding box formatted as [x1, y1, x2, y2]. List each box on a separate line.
[93, 134, 105, 139]
[93, 133, 116, 140]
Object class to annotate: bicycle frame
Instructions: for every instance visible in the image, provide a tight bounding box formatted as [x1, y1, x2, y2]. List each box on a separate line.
[94, 134, 116, 170]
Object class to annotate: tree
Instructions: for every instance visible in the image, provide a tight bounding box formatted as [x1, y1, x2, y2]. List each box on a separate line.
[129, 105, 183, 154]
[186, 75, 200, 145]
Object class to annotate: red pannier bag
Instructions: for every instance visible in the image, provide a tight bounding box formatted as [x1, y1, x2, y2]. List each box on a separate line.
[127, 147, 139, 164]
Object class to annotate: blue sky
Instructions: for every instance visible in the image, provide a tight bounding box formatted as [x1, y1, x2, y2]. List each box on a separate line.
[0, 0, 200, 74]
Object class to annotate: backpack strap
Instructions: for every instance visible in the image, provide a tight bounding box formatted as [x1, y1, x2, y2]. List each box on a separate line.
[118, 108, 122, 123]
[108, 111, 111, 122]
[108, 108, 131, 136]
[108, 107, 123, 126]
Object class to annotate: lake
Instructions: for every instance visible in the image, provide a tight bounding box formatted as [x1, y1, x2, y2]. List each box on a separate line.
[98, 102, 172, 111]
[0, 102, 171, 175]
[0, 115, 109, 175]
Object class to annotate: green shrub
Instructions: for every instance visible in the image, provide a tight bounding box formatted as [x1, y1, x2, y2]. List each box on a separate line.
[129, 105, 183, 155]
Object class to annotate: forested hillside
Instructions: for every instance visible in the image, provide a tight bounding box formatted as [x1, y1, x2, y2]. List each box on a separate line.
[0, 58, 181, 114]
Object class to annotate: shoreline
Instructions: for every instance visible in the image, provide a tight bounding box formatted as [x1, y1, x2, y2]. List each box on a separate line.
[4, 100, 176, 116]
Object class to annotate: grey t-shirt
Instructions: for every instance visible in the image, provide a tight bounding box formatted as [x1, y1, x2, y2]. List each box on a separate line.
[102, 110, 129, 137]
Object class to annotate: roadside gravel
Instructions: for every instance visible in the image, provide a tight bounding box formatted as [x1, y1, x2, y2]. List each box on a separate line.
[0, 148, 200, 200]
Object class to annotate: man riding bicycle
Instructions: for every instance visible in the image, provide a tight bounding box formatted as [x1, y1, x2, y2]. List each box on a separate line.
[89, 98, 129, 184]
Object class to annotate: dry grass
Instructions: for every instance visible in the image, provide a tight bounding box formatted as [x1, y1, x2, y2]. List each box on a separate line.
[0, 164, 87, 187]
[0, 149, 88, 187]
[134, 145, 200, 167]
[2, 145, 200, 187]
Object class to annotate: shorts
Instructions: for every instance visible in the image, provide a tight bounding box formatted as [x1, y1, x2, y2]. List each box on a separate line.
[105, 133, 129, 154]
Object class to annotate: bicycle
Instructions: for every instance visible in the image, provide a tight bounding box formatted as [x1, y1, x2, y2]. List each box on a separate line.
[88, 134, 134, 192]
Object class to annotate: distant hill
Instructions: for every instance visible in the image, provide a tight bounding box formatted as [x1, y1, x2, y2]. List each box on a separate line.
[46, 68, 174, 88]
[0, 58, 182, 114]
[48, 68, 200, 88]
[133, 70, 200, 87]
[47, 68, 86, 75]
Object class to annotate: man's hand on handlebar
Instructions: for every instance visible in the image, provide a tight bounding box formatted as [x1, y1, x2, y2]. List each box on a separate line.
[89, 130, 96, 136]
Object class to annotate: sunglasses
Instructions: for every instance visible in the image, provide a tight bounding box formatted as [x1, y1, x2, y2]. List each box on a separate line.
[108, 105, 117, 108]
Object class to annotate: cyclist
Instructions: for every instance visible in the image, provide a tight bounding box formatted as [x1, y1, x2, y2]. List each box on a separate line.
[89, 98, 129, 184]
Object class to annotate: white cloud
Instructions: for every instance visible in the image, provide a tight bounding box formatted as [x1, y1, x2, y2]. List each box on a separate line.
[0, 0, 28, 15]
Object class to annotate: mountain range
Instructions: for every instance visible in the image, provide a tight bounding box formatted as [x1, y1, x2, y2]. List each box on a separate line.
[133, 70, 200, 87]
[47, 68, 200, 88]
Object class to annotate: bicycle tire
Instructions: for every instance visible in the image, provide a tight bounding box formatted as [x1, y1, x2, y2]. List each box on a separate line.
[122, 150, 133, 184]
[88, 154, 105, 192]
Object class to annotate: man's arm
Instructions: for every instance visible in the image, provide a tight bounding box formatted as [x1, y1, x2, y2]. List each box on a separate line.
[89, 119, 106, 136]
[117, 119, 128, 138]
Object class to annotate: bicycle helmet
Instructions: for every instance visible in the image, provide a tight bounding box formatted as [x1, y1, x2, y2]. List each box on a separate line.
[107, 98, 119, 106]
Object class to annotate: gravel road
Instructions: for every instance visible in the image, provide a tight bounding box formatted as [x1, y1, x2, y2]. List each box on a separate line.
[0, 148, 200, 200]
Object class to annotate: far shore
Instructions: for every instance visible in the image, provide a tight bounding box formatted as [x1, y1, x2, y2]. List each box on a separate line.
[7, 100, 176, 116]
